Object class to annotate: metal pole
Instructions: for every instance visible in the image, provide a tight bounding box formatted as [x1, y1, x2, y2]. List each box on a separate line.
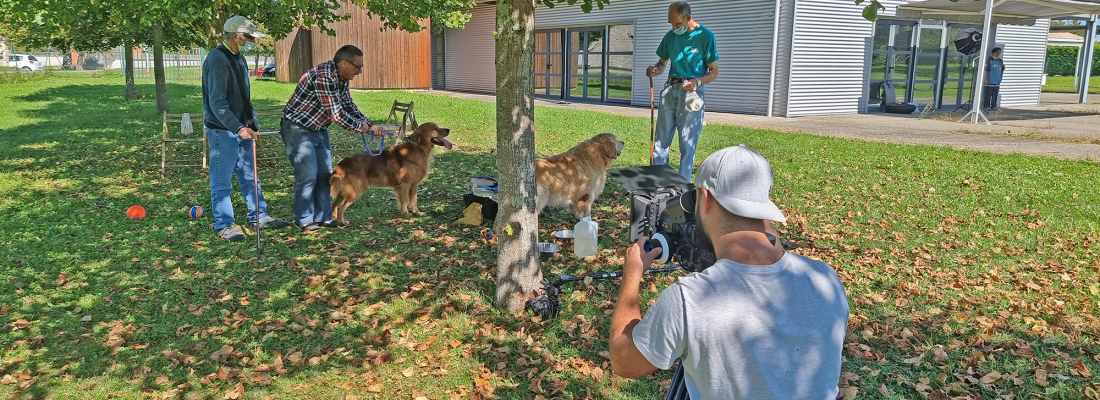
[960, 0, 993, 124]
[767, 0, 782, 117]
[1080, 15, 1097, 104]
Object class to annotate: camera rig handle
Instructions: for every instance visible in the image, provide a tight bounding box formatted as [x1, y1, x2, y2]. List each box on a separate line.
[526, 265, 684, 320]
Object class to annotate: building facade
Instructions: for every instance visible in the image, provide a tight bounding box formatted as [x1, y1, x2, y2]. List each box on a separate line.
[435, 0, 1050, 117]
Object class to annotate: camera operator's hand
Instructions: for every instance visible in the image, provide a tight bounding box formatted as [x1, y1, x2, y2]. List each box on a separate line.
[624, 236, 663, 279]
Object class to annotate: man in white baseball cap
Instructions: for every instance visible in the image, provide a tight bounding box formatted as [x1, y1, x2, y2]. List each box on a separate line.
[202, 15, 290, 242]
[609, 145, 850, 400]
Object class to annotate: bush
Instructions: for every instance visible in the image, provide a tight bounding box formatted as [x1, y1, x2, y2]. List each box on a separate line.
[1045, 46, 1100, 76]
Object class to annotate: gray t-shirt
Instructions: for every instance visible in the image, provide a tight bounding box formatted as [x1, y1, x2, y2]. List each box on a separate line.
[633, 252, 849, 400]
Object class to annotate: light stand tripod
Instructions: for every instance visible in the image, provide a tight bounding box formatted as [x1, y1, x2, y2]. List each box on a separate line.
[953, 56, 979, 113]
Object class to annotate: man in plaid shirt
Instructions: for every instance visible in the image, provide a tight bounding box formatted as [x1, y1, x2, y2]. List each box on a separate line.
[281, 45, 385, 233]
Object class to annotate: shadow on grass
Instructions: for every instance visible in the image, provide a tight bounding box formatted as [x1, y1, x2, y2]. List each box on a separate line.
[0, 80, 661, 399]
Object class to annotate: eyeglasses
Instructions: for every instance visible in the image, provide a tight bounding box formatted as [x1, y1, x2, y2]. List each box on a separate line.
[344, 60, 364, 72]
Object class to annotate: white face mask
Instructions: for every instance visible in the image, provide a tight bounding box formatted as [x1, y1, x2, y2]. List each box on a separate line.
[673, 27, 688, 35]
[242, 41, 256, 52]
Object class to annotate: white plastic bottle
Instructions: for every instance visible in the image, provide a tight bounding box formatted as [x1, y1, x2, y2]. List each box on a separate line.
[573, 217, 599, 257]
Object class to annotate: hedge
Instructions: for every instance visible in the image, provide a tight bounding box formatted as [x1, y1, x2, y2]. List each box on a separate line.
[1045, 45, 1100, 76]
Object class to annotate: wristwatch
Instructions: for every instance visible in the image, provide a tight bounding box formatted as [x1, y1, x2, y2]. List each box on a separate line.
[692, 78, 701, 87]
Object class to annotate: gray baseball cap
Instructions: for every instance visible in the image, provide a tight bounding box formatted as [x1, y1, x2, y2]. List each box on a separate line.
[694, 144, 786, 223]
[224, 16, 265, 38]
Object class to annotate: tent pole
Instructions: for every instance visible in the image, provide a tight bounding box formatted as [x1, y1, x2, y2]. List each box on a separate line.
[1080, 15, 1097, 104]
[960, 0, 994, 124]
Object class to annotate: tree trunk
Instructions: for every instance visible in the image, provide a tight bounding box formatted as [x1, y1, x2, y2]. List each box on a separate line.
[493, 0, 542, 314]
[153, 20, 169, 113]
[124, 39, 136, 100]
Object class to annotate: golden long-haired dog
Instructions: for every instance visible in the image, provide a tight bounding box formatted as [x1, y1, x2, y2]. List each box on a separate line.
[536, 133, 625, 219]
[330, 122, 452, 222]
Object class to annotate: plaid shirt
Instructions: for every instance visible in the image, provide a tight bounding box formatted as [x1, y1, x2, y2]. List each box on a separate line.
[283, 60, 371, 132]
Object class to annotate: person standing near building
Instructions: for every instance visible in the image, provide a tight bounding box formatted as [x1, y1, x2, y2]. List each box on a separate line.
[281, 45, 385, 233]
[983, 47, 1005, 111]
[645, 1, 719, 181]
[202, 15, 291, 242]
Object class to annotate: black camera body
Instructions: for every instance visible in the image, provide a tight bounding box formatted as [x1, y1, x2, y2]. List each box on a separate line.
[611, 166, 717, 273]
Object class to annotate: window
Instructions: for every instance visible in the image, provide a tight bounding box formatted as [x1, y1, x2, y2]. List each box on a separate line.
[27, 55, 37, 61]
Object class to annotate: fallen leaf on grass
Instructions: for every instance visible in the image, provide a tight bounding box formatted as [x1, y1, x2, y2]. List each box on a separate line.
[223, 382, 244, 399]
[366, 383, 383, 393]
[932, 347, 949, 363]
[401, 366, 416, 377]
[211, 345, 234, 363]
[1075, 359, 1093, 378]
[839, 387, 858, 399]
[156, 376, 169, 385]
[980, 371, 1002, 385]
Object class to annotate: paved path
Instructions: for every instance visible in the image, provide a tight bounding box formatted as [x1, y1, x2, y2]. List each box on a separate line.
[419, 90, 1100, 161]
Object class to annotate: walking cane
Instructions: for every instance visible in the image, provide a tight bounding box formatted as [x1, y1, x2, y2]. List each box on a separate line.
[251, 136, 263, 255]
[649, 75, 656, 166]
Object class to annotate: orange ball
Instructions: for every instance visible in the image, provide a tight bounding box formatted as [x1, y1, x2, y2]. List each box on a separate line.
[126, 205, 146, 220]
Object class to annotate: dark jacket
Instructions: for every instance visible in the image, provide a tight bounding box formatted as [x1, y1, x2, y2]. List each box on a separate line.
[201, 44, 256, 133]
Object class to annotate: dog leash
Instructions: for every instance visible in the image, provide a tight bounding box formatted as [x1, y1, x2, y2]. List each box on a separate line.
[360, 130, 394, 156]
[649, 75, 656, 166]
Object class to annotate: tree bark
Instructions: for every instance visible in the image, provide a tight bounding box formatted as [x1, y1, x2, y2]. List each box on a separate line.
[493, 0, 542, 314]
[124, 39, 136, 100]
[153, 20, 170, 113]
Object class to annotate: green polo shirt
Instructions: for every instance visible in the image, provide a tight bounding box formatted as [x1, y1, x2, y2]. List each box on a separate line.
[656, 25, 719, 79]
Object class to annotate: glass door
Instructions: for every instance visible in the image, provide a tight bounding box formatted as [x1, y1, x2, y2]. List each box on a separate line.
[605, 24, 634, 103]
[943, 24, 982, 110]
[913, 20, 946, 109]
[870, 20, 916, 109]
[534, 29, 564, 97]
[567, 27, 606, 101]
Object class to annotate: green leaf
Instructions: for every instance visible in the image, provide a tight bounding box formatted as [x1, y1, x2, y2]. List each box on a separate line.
[854, 0, 866, 5]
[862, 2, 881, 21]
[581, 2, 592, 13]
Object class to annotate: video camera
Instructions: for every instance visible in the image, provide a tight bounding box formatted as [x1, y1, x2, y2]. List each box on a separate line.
[525, 165, 718, 320]
[611, 165, 717, 273]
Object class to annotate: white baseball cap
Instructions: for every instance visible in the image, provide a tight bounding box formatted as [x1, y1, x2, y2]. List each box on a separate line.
[224, 16, 265, 38]
[694, 144, 786, 222]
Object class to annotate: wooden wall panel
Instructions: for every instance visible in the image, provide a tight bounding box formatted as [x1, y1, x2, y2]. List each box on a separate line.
[276, 1, 430, 89]
[275, 27, 314, 84]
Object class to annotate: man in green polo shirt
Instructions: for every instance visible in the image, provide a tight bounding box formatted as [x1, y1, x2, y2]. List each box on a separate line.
[646, 1, 719, 181]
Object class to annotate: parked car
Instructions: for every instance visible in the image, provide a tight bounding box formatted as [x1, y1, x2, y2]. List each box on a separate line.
[252, 61, 275, 77]
[8, 54, 44, 72]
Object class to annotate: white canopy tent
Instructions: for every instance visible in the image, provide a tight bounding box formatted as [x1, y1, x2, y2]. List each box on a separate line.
[897, 0, 1100, 123]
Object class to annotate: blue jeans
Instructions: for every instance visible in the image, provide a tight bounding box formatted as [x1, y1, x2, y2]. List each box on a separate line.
[653, 82, 705, 181]
[207, 127, 270, 230]
[281, 118, 333, 226]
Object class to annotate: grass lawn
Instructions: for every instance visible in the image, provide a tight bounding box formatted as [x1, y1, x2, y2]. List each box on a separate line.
[2, 72, 1100, 400]
[1042, 75, 1100, 94]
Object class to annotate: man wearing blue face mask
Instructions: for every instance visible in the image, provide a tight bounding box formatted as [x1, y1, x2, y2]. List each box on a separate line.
[646, 1, 719, 181]
[202, 15, 292, 242]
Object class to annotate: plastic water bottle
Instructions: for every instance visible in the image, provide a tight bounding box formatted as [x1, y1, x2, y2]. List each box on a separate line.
[573, 217, 599, 257]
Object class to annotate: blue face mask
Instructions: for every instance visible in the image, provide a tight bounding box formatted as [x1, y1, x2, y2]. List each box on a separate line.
[242, 41, 256, 52]
[673, 27, 688, 35]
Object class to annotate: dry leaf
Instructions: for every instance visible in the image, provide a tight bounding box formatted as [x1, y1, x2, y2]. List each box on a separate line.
[224, 382, 244, 399]
[980, 371, 1002, 385]
[1075, 359, 1093, 378]
[366, 383, 383, 392]
[401, 366, 416, 377]
[156, 376, 169, 385]
[932, 347, 948, 363]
